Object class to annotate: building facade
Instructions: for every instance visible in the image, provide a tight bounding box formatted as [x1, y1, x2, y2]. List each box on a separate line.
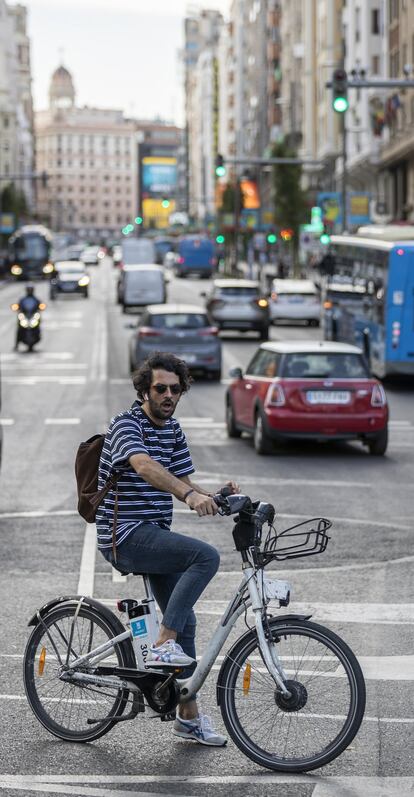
[0, 1, 34, 212]
[35, 66, 138, 236]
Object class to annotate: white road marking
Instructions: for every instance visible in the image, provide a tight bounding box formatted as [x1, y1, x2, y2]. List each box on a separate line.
[43, 322, 82, 329]
[109, 378, 130, 384]
[0, 774, 412, 797]
[3, 376, 86, 385]
[178, 417, 214, 423]
[44, 418, 81, 425]
[1, 352, 75, 361]
[112, 566, 127, 584]
[77, 523, 96, 596]
[0, 418, 14, 425]
[0, 509, 77, 519]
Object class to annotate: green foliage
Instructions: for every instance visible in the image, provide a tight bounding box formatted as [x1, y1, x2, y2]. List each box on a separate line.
[1, 182, 27, 219]
[220, 182, 244, 213]
[271, 142, 308, 236]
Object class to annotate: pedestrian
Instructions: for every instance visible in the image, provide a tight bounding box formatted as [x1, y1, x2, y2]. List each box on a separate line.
[97, 351, 240, 746]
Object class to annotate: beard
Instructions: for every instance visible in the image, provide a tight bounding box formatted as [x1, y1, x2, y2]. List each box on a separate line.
[147, 394, 176, 420]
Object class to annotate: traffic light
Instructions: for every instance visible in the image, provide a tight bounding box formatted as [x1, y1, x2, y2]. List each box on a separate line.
[161, 198, 170, 209]
[215, 154, 226, 178]
[332, 68, 349, 113]
[267, 233, 277, 244]
[320, 224, 331, 245]
[280, 228, 293, 242]
[216, 234, 225, 244]
[134, 216, 143, 225]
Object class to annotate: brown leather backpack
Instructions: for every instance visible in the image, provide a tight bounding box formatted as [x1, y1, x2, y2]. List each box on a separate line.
[75, 434, 121, 560]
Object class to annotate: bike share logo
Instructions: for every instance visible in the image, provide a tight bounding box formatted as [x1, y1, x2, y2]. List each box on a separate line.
[131, 618, 148, 638]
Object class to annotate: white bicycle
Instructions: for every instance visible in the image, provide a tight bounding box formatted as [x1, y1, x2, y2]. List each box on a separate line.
[24, 491, 366, 773]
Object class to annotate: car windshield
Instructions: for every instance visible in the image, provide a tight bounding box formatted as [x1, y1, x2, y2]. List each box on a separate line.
[218, 287, 258, 297]
[56, 263, 84, 273]
[282, 353, 369, 379]
[151, 313, 208, 329]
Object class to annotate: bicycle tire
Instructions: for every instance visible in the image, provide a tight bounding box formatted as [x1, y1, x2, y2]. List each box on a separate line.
[23, 603, 135, 742]
[217, 618, 365, 772]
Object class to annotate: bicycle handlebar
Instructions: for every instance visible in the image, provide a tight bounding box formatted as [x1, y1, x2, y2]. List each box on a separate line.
[212, 490, 275, 528]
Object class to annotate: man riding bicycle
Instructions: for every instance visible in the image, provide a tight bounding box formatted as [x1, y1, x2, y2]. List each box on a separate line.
[97, 351, 239, 746]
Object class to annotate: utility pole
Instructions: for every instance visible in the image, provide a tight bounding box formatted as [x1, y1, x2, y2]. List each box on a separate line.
[341, 114, 347, 233]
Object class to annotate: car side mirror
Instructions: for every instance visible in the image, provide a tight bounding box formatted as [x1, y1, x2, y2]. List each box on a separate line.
[229, 367, 243, 379]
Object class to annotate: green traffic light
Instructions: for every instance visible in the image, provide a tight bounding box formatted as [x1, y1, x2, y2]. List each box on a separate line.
[320, 233, 331, 245]
[135, 216, 143, 225]
[267, 234, 277, 244]
[161, 199, 170, 209]
[216, 234, 225, 244]
[215, 166, 226, 177]
[333, 97, 349, 113]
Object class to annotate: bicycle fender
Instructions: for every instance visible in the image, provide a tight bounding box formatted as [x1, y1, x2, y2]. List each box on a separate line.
[216, 614, 312, 707]
[27, 595, 123, 632]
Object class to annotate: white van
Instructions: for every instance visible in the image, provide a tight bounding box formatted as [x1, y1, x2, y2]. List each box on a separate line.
[121, 238, 156, 266]
[118, 265, 167, 312]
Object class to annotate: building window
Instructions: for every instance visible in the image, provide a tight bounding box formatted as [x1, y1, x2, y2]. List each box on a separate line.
[3, 116, 9, 128]
[372, 55, 380, 74]
[372, 9, 380, 35]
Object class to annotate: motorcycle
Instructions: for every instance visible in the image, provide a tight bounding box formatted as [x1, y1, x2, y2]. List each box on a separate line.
[11, 301, 46, 352]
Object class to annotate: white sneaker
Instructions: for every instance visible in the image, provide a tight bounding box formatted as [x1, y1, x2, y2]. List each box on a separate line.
[173, 713, 227, 747]
[148, 638, 195, 667]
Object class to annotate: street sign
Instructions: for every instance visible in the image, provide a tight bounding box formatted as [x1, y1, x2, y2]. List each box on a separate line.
[0, 212, 15, 233]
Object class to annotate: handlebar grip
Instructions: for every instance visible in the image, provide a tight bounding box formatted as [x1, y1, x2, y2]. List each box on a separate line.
[219, 486, 233, 497]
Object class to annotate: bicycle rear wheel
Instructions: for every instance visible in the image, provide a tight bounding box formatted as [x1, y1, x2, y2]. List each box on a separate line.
[24, 603, 134, 742]
[218, 618, 365, 772]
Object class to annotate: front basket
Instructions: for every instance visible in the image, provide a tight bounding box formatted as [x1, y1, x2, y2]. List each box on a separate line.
[261, 517, 331, 562]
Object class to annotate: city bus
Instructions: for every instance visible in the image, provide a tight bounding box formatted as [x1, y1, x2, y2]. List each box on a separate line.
[8, 225, 54, 280]
[321, 225, 414, 378]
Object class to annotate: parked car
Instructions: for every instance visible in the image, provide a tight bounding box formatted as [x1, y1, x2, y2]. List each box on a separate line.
[203, 279, 270, 339]
[81, 245, 104, 265]
[129, 303, 222, 379]
[225, 340, 388, 456]
[50, 260, 90, 299]
[118, 264, 167, 312]
[269, 279, 321, 326]
[121, 237, 156, 266]
[175, 236, 216, 278]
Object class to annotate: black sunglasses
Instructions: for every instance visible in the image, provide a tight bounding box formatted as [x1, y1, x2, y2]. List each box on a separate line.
[152, 383, 182, 395]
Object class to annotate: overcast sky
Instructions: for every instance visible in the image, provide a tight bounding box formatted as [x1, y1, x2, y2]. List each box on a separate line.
[12, 0, 230, 125]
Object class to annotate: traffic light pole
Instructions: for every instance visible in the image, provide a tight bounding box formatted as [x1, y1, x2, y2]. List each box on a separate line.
[341, 115, 347, 233]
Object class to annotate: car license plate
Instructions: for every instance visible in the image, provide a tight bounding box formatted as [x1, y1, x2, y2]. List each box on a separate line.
[62, 282, 77, 290]
[306, 390, 351, 405]
[181, 354, 196, 364]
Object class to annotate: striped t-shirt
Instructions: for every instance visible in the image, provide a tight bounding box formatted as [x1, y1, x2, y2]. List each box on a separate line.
[96, 402, 194, 550]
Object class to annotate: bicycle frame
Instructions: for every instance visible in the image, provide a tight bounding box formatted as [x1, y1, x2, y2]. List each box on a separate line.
[67, 563, 291, 700]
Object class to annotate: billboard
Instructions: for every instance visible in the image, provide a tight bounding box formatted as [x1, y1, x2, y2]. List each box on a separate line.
[142, 157, 177, 195]
[317, 192, 371, 229]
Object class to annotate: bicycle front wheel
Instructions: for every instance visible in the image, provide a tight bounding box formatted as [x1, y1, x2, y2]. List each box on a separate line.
[218, 619, 365, 772]
[24, 603, 134, 742]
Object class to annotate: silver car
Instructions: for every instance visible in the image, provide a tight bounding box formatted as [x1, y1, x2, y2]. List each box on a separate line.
[269, 279, 321, 326]
[203, 279, 270, 339]
[129, 303, 222, 380]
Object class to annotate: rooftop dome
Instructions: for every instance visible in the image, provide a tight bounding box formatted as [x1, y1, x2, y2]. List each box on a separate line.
[49, 64, 75, 109]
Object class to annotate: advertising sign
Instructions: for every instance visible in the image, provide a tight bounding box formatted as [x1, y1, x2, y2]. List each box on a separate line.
[0, 212, 15, 234]
[142, 157, 177, 195]
[317, 192, 371, 229]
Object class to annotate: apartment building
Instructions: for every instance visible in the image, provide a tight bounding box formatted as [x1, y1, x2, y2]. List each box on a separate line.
[0, 1, 34, 211]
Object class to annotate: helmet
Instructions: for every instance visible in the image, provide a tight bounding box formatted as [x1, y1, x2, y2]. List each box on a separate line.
[26, 284, 35, 295]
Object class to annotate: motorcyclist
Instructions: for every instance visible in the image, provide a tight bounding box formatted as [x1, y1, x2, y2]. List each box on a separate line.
[14, 285, 43, 351]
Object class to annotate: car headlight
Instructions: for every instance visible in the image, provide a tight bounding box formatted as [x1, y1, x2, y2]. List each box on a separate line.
[43, 263, 55, 274]
[11, 265, 22, 276]
[78, 276, 90, 287]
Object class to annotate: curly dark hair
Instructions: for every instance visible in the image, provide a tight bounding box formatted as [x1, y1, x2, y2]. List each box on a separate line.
[132, 352, 193, 400]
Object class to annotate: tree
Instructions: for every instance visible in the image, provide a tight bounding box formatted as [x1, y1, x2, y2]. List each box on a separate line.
[271, 141, 309, 277]
[220, 181, 244, 213]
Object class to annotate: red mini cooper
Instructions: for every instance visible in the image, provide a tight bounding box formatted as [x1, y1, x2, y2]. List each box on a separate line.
[226, 341, 388, 456]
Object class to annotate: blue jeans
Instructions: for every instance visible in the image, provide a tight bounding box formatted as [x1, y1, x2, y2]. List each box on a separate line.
[100, 523, 220, 675]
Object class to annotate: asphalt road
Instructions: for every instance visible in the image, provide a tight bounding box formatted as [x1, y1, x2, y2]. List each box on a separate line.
[0, 259, 413, 797]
